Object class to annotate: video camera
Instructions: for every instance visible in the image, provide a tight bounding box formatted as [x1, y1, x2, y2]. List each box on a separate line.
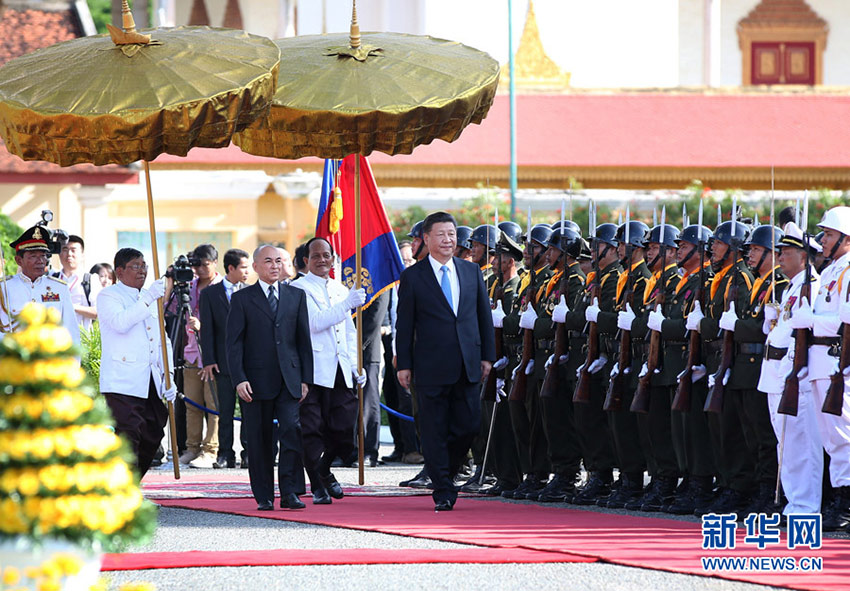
[35, 210, 68, 255]
[165, 253, 197, 285]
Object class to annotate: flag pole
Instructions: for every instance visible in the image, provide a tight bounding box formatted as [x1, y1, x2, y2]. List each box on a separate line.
[355, 154, 365, 486]
[144, 161, 179, 480]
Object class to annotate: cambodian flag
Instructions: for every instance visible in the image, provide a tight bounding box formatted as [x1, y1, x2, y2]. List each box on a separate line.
[315, 155, 404, 308]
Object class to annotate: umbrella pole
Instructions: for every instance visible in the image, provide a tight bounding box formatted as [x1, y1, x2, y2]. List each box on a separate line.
[355, 154, 365, 486]
[144, 161, 180, 480]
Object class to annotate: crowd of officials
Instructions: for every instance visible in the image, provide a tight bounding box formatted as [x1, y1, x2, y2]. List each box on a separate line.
[3, 202, 850, 522]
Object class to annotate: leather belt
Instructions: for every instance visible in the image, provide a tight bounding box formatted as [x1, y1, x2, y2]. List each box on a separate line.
[766, 345, 787, 361]
[536, 339, 556, 351]
[666, 340, 687, 345]
[736, 343, 765, 355]
[567, 331, 585, 340]
[704, 341, 723, 357]
[812, 336, 840, 347]
[504, 343, 521, 356]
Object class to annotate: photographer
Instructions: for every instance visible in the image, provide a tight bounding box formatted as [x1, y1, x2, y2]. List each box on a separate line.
[1, 223, 78, 345]
[166, 244, 222, 469]
[53, 235, 100, 330]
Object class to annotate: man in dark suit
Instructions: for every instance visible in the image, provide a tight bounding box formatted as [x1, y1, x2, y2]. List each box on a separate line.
[226, 244, 313, 511]
[396, 211, 496, 511]
[200, 248, 250, 469]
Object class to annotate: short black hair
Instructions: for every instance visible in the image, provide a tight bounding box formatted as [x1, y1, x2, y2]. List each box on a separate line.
[192, 243, 218, 262]
[90, 262, 115, 283]
[223, 248, 249, 273]
[67, 235, 84, 250]
[114, 248, 143, 270]
[305, 236, 334, 257]
[294, 243, 309, 271]
[422, 211, 457, 234]
[397, 239, 412, 249]
[779, 206, 796, 228]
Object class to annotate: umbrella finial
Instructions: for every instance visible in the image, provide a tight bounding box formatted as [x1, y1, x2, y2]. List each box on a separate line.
[107, 0, 152, 46]
[350, 0, 361, 49]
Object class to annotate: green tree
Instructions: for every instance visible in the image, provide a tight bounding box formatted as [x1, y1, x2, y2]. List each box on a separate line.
[0, 213, 22, 275]
[87, 0, 112, 33]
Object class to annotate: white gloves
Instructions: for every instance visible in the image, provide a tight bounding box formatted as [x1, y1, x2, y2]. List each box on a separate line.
[545, 354, 554, 370]
[585, 298, 601, 323]
[691, 364, 707, 382]
[764, 304, 779, 323]
[493, 356, 508, 371]
[617, 303, 636, 331]
[609, 365, 619, 379]
[495, 378, 507, 401]
[685, 301, 704, 332]
[588, 355, 608, 374]
[519, 305, 538, 330]
[790, 299, 813, 330]
[545, 354, 568, 369]
[162, 382, 177, 402]
[353, 368, 367, 387]
[777, 354, 794, 380]
[491, 300, 506, 328]
[524, 359, 535, 375]
[719, 302, 739, 332]
[142, 278, 166, 305]
[346, 288, 367, 309]
[552, 295, 569, 324]
[839, 300, 850, 325]
[638, 362, 649, 378]
[648, 309, 665, 333]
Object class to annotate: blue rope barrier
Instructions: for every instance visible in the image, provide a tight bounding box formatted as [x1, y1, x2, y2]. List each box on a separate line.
[380, 401, 414, 422]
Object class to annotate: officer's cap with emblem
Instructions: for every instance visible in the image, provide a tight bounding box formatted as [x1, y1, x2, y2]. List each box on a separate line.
[779, 222, 822, 254]
[10, 225, 50, 253]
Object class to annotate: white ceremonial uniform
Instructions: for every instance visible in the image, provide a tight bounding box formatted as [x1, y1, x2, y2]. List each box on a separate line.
[98, 280, 173, 399]
[809, 250, 850, 487]
[758, 267, 823, 514]
[0, 271, 79, 345]
[292, 272, 358, 388]
[56, 269, 101, 330]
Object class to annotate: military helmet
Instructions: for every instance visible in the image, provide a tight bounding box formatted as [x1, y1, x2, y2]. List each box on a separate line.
[614, 220, 650, 249]
[550, 220, 581, 235]
[676, 225, 712, 247]
[407, 220, 424, 239]
[593, 223, 618, 248]
[455, 226, 473, 250]
[498, 221, 523, 245]
[647, 224, 680, 248]
[470, 224, 499, 250]
[709, 220, 750, 248]
[578, 238, 592, 260]
[745, 225, 783, 252]
[546, 226, 583, 258]
[817, 206, 850, 236]
[525, 224, 553, 247]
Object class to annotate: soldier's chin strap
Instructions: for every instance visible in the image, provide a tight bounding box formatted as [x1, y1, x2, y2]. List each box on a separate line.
[752, 247, 771, 277]
[413, 239, 425, 260]
[711, 241, 734, 272]
[826, 233, 846, 261]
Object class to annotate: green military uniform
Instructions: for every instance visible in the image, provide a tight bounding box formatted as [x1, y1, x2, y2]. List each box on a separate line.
[537, 261, 585, 488]
[700, 259, 754, 498]
[569, 261, 620, 503]
[728, 266, 788, 509]
[596, 260, 651, 491]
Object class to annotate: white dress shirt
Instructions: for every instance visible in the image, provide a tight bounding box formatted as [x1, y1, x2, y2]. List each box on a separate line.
[56, 269, 101, 329]
[257, 278, 278, 302]
[222, 277, 243, 302]
[428, 255, 459, 315]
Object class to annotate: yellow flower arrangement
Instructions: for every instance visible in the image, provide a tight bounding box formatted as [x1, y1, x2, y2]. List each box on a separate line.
[0, 303, 156, 552]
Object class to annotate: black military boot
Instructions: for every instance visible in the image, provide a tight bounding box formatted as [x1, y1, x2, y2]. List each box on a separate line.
[503, 474, 537, 499]
[822, 486, 850, 532]
[571, 471, 613, 505]
[640, 475, 678, 512]
[698, 487, 747, 517]
[520, 474, 550, 500]
[624, 478, 654, 511]
[665, 475, 713, 515]
[537, 474, 578, 503]
[605, 473, 644, 509]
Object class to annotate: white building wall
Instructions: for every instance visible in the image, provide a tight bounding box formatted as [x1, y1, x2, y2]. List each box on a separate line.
[813, 0, 850, 85]
[678, 0, 705, 85]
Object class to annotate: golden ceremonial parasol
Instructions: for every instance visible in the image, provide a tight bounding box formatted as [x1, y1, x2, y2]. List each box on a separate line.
[0, 1, 281, 478]
[234, 0, 499, 483]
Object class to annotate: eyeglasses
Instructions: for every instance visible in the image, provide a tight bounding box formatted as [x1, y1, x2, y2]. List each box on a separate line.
[126, 263, 148, 272]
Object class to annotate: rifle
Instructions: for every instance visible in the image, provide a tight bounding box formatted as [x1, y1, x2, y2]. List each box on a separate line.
[574, 202, 598, 404]
[672, 203, 706, 412]
[508, 257, 538, 403]
[632, 210, 668, 413]
[604, 221, 633, 412]
[824, 293, 850, 415]
[704, 202, 740, 414]
[482, 250, 505, 402]
[779, 194, 811, 417]
[540, 240, 571, 399]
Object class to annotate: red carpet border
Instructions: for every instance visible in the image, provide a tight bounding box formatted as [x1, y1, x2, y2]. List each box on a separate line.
[157, 495, 850, 591]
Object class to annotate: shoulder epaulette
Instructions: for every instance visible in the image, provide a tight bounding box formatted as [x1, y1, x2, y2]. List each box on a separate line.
[46, 275, 67, 285]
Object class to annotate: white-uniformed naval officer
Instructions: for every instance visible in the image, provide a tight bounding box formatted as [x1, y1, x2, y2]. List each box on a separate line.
[0, 225, 78, 344]
[758, 222, 823, 515]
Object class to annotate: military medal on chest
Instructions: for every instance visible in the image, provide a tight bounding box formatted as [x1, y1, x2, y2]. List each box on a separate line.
[41, 286, 60, 303]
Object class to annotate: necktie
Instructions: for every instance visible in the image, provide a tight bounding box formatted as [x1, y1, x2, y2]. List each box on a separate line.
[440, 265, 453, 312]
[267, 284, 278, 315]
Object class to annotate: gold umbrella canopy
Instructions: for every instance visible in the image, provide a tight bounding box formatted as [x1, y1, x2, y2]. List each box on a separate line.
[0, 26, 280, 167]
[233, 31, 500, 159]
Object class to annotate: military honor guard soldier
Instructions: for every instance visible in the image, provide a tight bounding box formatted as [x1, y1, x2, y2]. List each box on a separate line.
[1, 224, 79, 345]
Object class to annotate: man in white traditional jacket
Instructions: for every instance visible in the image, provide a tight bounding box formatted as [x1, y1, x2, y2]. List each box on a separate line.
[292, 238, 366, 504]
[98, 247, 176, 477]
[790, 206, 850, 531]
[758, 222, 822, 516]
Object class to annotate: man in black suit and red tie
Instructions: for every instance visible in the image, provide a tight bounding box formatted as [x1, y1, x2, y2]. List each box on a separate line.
[226, 244, 313, 511]
[396, 211, 496, 511]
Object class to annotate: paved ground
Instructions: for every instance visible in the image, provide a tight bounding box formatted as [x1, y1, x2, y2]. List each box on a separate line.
[102, 443, 798, 591]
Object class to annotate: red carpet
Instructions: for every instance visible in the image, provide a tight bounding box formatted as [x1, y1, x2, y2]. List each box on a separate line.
[157, 495, 850, 591]
[102, 547, 588, 571]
